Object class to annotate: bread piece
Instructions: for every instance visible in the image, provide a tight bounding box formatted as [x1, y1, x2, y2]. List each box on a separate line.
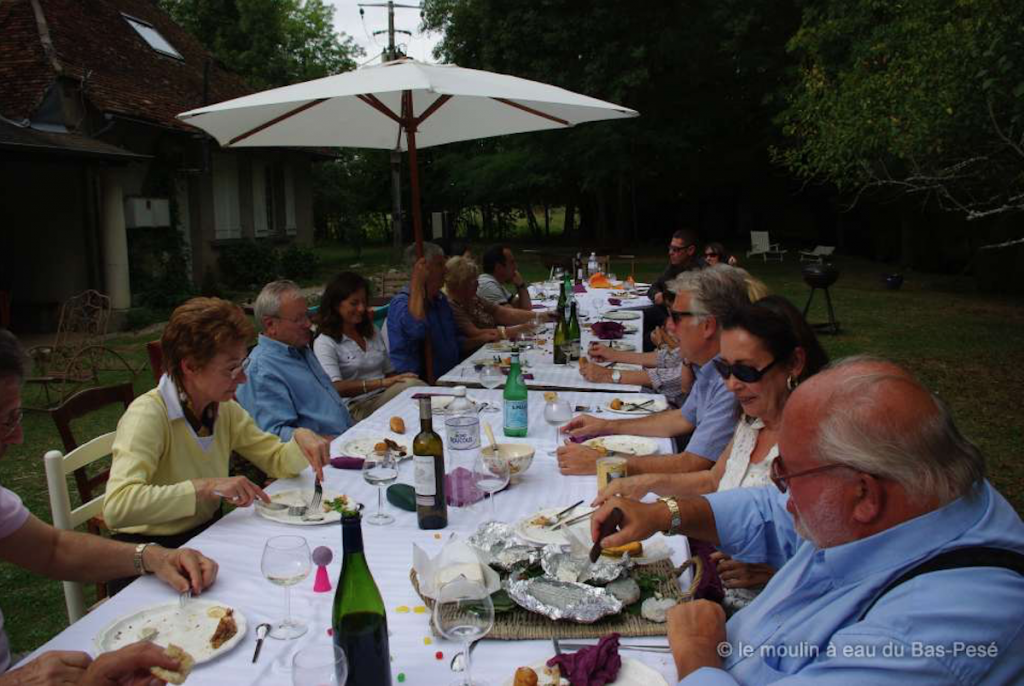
[543, 391, 558, 403]
[150, 644, 194, 685]
[374, 442, 389, 453]
[602, 541, 643, 558]
[513, 666, 539, 686]
[390, 416, 406, 434]
[209, 608, 238, 649]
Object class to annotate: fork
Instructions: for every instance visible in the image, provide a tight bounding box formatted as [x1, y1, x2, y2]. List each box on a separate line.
[301, 480, 324, 521]
[178, 589, 191, 609]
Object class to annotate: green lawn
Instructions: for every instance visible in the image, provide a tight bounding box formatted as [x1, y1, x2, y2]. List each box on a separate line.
[1, 243, 1021, 655]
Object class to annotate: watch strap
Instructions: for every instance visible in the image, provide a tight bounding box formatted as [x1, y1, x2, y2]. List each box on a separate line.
[659, 496, 683, 536]
[133, 542, 156, 576]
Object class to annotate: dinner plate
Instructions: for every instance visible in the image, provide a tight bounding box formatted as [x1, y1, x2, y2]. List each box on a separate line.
[340, 437, 410, 459]
[515, 506, 591, 547]
[608, 341, 636, 352]
[95, 600, 247, 664]
[486, 341, 517, 352]
[604, 398, 669, 415]
[255, 489, 349, 525]
[502, 657, 668, 686]
[602, 310, 642, 321]
[583, 435, 659, 456]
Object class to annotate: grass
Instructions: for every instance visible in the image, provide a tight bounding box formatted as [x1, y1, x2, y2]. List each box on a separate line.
[1, 243, 1021, 655]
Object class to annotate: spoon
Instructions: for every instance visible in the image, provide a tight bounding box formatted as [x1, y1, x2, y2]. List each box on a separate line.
[483, 422, 498, 455]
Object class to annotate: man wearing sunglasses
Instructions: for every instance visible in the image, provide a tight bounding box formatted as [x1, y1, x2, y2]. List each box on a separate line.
[591, 357, 1024, 685]
[640, 229, 705, 352]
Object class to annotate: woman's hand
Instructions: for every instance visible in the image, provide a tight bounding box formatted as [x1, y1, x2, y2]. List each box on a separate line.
[592, 474, 656, 506]
[555, 443, 602, 475]
[292, 428, 330, 482]
[587, 343, 617, 363]
[578, 357, 612, 383]
[385, 372, 420, 387]
[709, 552, 776, 589]
[194, 476, 269, 506]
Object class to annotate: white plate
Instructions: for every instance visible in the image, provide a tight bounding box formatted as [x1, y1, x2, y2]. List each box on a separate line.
[604, 398, 669, 415]
[95, 600, 246, 664]
[603, 310, 642, 321]
[515, 506, 591, 547]
[340, 437, 409, 459]
[583, 435, 659, 456]
[502, 657, 668, 686]
[486, 341, 517, 352]
[255, 489, 347, 525]
[608, 341, 636, 352]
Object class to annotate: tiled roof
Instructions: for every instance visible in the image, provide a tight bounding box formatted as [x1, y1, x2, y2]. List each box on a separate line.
[0, 117, 149, 159]
[0, 0, 252, 132]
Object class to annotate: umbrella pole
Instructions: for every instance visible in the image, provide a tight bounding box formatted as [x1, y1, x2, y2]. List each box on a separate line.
[403, 91, 435, 383]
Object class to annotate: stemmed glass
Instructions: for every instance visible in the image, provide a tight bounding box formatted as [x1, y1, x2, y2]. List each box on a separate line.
[362, 448, 398, 525]
[433, 576, 495, 686]
[543, 399, 573, 456]
[291, 641, 348, 686]
[261, 535, 312, 639]
[478, 365, 503, 412]
[473, 450, 510, 522]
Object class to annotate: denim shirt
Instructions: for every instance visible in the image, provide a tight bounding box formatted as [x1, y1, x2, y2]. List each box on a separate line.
[680, 481, 1024, 685]
[235, 335, 353, 441]
[679, 359, 739, 461]
[386, 286, 461, 379]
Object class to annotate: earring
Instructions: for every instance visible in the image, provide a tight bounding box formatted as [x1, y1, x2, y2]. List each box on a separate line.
[786, 375, 797, 391]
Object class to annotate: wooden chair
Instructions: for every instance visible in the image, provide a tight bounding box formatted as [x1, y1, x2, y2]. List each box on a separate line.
[799, 245, 836, 263]
[377, 270, 409, 298]
[44, 432, 116, 623]
[746, 231, 787, 262]
[146, 340, 163, 384]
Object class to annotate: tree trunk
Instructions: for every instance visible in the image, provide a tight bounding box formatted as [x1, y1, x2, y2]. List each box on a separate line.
[544, 202, 550, 237]
[564, 202, 576, 240]
[523, 201, 541, 239]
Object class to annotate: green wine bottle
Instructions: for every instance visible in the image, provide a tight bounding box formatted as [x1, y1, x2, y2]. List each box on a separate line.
[503, 345, 528, 437]
[552, 304, 568, 365]
[568, 300, 582, 362]
[332, 512, 392, 686]
[557, 280, 567, 313]
[413, 397, 447, 529]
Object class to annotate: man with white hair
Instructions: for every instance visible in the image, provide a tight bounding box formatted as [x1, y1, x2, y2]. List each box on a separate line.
[236, 280, 354, 440]
[591, 356, 1024, 685]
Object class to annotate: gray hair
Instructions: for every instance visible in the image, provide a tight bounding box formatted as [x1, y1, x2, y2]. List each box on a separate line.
[812, 356, 986, 505]
[254, 279, 301, 326]
[667, 264, 750, 323]
[403, 242, 445, 268]
[0, 329, 27, 382]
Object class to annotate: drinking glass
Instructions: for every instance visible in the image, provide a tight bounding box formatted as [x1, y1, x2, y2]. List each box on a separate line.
[433, 576, 494, 686]
[261, 535, 312, 639]
[362, 449, 398, 525]
[473, 450, 510, 522]
[291, 641, 348, 686]
[478, 366, 503, 412]
[543, 399, 573, 456]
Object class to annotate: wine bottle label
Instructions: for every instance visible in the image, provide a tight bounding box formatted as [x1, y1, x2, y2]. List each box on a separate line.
[504, 400, 528, 431]
[414, 455, 437, 500]
[569, 341, 581, 361]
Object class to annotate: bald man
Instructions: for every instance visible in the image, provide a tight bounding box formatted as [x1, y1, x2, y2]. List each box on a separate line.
[592, 356, 1024, 685]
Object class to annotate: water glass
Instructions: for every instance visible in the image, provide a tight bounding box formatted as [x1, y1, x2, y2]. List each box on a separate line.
[473, 450, 510, 522]
[362, 449, 398, 525]
[261, 535, 312, 639]
[292, 641, 348, 686]
[543, 399, 573, 456]
[478, 366, 503, 408]
[433, 577, 494, 686]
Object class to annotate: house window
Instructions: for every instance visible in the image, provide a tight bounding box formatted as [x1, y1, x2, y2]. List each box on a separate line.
[252, 161, 270, 237]
[122, 15, 183, 60]
[213, 154, 241, 239]
[283, 165, 297, 235]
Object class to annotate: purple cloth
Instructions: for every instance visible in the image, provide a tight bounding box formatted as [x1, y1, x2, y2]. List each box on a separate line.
[573, 284, 587, 294]
[590, 322, 625, 340]
[607, 298, 622, 306]
[688, 538, 726, 603]
[532, 304, 547, 310]
[546, 633, 622, 686]
[568, 434, 599, 443]
[445, 466, 487, 507]
[330, 456, 365, 470]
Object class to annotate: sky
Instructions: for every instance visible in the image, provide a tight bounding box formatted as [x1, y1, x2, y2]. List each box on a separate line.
[327, 0, 442, 66]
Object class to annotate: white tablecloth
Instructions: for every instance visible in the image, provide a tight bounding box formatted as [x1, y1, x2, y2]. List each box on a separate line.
[26, 388, 686, 685]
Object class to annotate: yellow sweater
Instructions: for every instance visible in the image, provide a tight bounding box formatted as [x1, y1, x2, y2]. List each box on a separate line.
[104, 388, 308, 536]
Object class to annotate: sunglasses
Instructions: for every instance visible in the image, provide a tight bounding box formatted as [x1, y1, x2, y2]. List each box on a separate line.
[704, 252, 719, 258]
[713, 357, 778, 383]
[1, 408, 23, 440]
[668, 245, 690, 253]
[770, 455, 849, 493]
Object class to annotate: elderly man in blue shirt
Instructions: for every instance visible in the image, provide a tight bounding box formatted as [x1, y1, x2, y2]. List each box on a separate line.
[387, 242, 461, 382]
[237, 280, 354, 441]
[592, 356, 1024, 685]
[557, 265, 748, 475]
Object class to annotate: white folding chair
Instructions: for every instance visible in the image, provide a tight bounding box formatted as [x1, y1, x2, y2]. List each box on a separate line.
[746, 231, 788, 262]
[44, 432, 115, 624]
[799, 245, 835, 263]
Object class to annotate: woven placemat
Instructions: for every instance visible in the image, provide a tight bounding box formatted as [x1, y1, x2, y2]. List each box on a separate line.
[410, 559, 686, 640]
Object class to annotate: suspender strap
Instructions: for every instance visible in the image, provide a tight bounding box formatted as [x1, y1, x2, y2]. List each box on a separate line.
[858, 546, 1024, 621]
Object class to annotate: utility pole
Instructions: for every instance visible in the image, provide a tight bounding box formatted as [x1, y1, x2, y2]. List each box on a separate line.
[359, 2, 423, 260]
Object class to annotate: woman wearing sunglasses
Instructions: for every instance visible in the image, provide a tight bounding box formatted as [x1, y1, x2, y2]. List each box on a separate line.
[595, 295, 828, 611]
[703, 242, 738, 267]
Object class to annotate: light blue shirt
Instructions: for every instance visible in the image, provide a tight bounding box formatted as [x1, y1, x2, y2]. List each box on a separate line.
[680, 481, 1024, 685]
[236, 335, 353, 442]
[679, 359, 739, 460]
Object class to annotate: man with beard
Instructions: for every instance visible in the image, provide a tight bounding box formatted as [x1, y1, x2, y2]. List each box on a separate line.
[591, 356, 1024, 684]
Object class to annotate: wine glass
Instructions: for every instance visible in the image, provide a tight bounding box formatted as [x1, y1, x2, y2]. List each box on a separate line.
[261, 535, 312, 639]
[292, 641, 348, 686]
[433, 576, 494, 686]
[478, 365, 503, 412]
[543, 399, 573, 456]
[362, 449, 398, 525]
[473, 450, 510, 522]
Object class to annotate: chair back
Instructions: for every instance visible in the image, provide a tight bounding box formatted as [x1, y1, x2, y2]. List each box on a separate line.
[146, 340, 163, 384]
[378, 271, 409, 298]
[44, 432, 116, 623]
[750, 231, 771, 253]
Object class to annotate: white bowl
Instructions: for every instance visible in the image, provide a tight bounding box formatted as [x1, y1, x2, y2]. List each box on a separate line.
[481, 443, 535, 478]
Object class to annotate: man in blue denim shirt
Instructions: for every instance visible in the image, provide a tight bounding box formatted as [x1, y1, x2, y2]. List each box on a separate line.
[592, 357, 1024, 685]
[387, 242, 461, 381]
[237, 281, 353, 441]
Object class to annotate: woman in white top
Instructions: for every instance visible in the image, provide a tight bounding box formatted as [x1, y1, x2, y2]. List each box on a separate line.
[314, 272, 424, 421]
[595, 295, 828, 609]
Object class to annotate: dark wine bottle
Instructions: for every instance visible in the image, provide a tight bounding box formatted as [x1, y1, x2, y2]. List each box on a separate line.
[332, 513, 392, 686]
[413, 397, 447, 529]
[552, 304, 568, 365]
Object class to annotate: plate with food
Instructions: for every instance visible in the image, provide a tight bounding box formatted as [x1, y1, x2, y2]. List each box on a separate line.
[515, 506, 591, 547]
[255, 489, 355, 525]
[486, 341, 518, 353]
[583, 435, 659, 456]
[602, 310, 642, 321]
[604, 398, 668, 415]
[505, 658, 668, 686]
[339, 437, 409, 459]
[607, 341, 637, 352]
[95, 600, 246, 665]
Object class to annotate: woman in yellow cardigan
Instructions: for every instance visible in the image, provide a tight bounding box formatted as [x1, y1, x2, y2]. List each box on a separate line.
[103, 298, 330, 561]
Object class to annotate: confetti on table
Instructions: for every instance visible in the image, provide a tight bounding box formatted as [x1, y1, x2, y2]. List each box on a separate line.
[435, 651, 444, 660]
[326, 628, 333, 636]
[395, 605, 410, 614]
[397, 673, 406, 682]
[423, 636, 432, 645]
[434, 533, 442, 539]
[413, 605, 427, 614]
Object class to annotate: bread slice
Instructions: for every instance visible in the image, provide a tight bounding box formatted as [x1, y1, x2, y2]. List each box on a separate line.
[150, 644, 194, 685]
[210, 608, 238, 649]
[602, 541, 643, 558]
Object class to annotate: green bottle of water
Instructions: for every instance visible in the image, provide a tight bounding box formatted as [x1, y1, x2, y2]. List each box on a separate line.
[332, 512, 392, 685]
[503, 345, 528, 437]
[567, 300, 582, 362]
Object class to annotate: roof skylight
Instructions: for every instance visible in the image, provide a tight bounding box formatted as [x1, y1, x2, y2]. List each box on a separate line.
[123, 14, 183, 60]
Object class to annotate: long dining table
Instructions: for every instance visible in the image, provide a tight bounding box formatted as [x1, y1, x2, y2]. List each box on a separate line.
[24, 387, 688, 685]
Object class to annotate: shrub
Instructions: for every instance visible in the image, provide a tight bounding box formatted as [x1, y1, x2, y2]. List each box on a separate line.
[279, 243, 321, 281]
[218, 240, 279, 289]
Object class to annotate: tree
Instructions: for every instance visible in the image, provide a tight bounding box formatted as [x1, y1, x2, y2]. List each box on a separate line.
[775, 0, 1024, 220]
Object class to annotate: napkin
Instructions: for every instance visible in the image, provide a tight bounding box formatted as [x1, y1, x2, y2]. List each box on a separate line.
[445, 466, 486, 507]
[687, 538, 726, 603]
[607, 298, 622, 306]
[546, 633, 622, 686]
[590, 321, 625, 340]
[573, 284, 587, 294]
[330, 456, 364, 470]
[412, 538, 501, 599]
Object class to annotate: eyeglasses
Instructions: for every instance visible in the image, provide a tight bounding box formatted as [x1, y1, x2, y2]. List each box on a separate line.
[273, 311, 311, 325]
[668, 310, 698, 324]
[713, 357, 778, 383]
[668, 244, 690, 254]
[224, 357, 251, 380]
[770, 455, 849, 493]
[1, 408, 23, 440]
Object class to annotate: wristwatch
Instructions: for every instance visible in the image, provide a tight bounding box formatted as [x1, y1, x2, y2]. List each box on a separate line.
[133, 542, 157, 576]
[611, 370, 622, 384]
[658, 496, 683, 536]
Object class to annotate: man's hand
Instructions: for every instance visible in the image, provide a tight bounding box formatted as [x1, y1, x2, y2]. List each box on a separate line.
[560, 414, 610, 438]
[411, 257, 430, 288]
[653, 292, 665, 305]
[710, 552, 776, 589]
[590, 497, 670, 548]
[81, 641, 181, 686]
[293, 428, 330, 482]
[666, 601, 727, 679]
[555, 443, 601, 475]
[586, 343, 617, 364]
[146, 546, 218, 595]
[592, 474, 656, 506]
[578, 357, 612, 383]
[511, 271, 526, 288]
[2, 651, 92, 685]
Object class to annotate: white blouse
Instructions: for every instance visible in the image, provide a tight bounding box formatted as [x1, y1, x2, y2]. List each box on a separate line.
[717, 416, 779, 492]
[313, 325, 393, 407]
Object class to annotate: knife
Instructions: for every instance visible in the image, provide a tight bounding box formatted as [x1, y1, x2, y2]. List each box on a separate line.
[544, 500, 584, 527]
[252, 623, 271, 663]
